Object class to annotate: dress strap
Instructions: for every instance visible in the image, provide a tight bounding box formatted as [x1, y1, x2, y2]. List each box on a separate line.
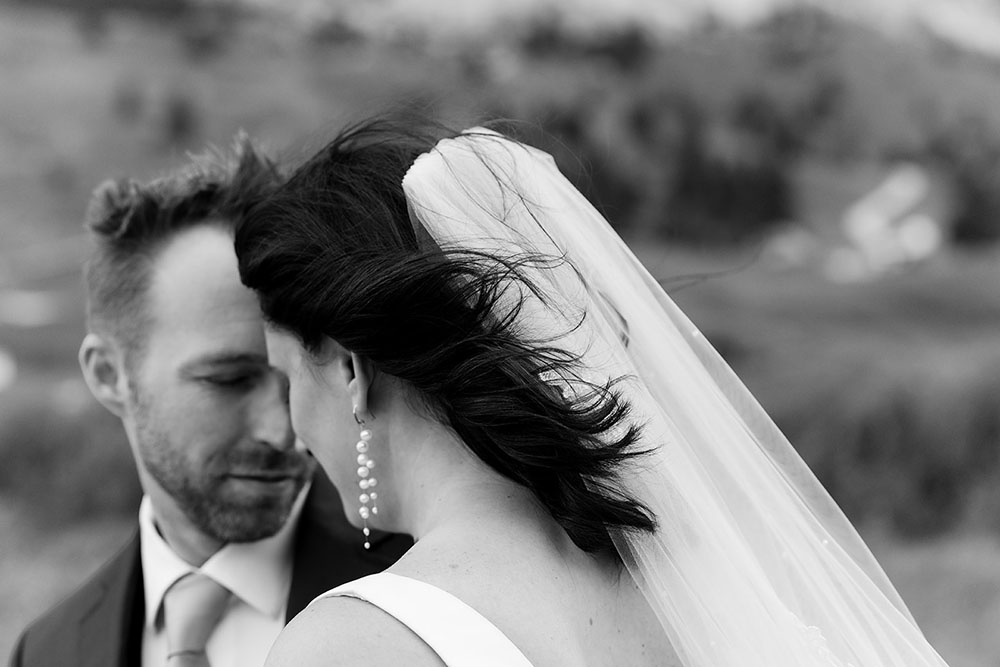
[315, 572, 534, 667]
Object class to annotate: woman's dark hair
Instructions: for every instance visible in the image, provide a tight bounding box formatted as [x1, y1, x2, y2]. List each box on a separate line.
[235, 117, 656, 558]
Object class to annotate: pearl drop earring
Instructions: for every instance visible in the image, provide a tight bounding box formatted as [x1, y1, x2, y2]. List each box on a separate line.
[354, 407, 378, 549]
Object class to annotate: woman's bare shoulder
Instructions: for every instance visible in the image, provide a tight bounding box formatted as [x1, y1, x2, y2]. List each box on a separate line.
[265, 596, 445, 667]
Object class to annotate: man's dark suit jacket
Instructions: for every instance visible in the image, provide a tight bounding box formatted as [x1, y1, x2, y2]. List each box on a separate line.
[9, 473, 412, 667]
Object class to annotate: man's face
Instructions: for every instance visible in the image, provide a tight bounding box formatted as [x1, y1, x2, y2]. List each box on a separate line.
[125, 224, 314, 543]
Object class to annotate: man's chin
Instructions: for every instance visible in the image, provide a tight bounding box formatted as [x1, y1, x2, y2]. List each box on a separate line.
[202, 506, 292, 543]
[198, 483, 305, 543]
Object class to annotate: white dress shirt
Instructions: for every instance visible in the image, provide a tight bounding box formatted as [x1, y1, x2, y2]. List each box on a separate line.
[138, 488, 308, 667]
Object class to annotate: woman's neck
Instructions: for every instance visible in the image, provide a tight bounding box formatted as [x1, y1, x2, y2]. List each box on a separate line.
[384, 412, 553, 543]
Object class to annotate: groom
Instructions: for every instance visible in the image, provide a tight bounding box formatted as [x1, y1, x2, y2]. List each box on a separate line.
[10, 138, 411, 667]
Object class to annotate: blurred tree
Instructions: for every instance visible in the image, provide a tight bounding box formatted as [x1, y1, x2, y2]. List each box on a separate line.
[580, 24, 653, 72]
[520, 13, 572, 60]
[161, 89, 200, 147]
[16, 0, 192, 16]
[178, 5, 238, 62]
[731, 92, 801, 157]
[530, 104, 642, 230]
[74, 7, 110, 49]
[758, 6, 838, 69]
[927, 115, 1000, 244]
[662, 101, 793, 244]
[519, 14, 652, 72]
[951, 171, 1000, 244]
[309, 15, 366, 47]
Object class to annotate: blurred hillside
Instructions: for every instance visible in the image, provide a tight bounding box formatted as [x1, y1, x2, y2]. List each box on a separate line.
[3, 0, 1000, 546]
[2, 3, 1000, 664]
[3, 0, 1000, 562]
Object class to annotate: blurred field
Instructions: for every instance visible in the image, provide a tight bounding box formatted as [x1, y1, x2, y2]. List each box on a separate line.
[3, 3, 1000, 665]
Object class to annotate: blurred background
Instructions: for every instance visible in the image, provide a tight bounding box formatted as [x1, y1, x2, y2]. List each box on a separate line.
[3, 0, 1000, 664]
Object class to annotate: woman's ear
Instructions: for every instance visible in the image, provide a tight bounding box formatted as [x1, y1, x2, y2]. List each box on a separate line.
[347, 352, 376, 422]
[79, 333, 131, 417]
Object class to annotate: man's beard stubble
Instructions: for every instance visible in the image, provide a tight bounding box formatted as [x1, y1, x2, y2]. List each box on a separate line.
[131, 391, 313, 544]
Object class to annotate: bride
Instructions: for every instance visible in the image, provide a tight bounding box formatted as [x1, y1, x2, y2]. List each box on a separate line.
[234, 118, 949, 666]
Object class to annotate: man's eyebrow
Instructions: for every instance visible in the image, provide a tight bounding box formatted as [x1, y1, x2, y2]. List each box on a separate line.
[180, 353, 269, 372]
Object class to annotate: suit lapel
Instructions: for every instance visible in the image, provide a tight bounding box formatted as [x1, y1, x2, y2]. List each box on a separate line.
[30, 483, 403, 664]
[286, 472, 413, 621]
[77, 531, 145, 667]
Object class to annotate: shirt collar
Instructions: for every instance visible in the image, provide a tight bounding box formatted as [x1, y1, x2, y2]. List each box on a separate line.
[139, 484, 309, 627]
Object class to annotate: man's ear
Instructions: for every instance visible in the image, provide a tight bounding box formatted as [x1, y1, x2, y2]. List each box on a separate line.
[347, 351, 376, 422]
[79, 333, 131, 417]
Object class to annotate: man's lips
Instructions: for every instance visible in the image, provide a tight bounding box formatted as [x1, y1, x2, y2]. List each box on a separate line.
[225, 471, 302, 481]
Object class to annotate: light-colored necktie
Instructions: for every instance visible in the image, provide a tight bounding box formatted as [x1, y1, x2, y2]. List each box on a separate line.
[162, 572, 231, 667]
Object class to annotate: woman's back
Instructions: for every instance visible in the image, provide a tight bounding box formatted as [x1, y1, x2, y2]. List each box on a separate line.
[387, 507, 679, 667]
[267, 488, 678, 667]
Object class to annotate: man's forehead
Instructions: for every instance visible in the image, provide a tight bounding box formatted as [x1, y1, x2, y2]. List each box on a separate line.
[147, 225, 261, 326]
[140, 225, 268, 364]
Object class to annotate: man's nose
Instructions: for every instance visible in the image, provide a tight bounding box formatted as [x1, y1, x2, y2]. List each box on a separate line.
[250, 371, 295, 450]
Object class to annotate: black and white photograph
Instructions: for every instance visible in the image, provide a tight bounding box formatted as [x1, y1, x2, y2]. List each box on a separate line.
[3, 1, 1000, 665]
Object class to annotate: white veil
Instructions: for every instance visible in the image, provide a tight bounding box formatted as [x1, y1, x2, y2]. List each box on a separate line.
[402, 128, 949, 666]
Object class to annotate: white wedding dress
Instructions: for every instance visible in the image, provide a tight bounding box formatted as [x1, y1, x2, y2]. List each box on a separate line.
[315, 573, 534, 666]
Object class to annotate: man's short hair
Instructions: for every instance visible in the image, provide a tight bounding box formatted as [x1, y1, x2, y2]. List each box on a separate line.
[83, 133, 279, 366]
